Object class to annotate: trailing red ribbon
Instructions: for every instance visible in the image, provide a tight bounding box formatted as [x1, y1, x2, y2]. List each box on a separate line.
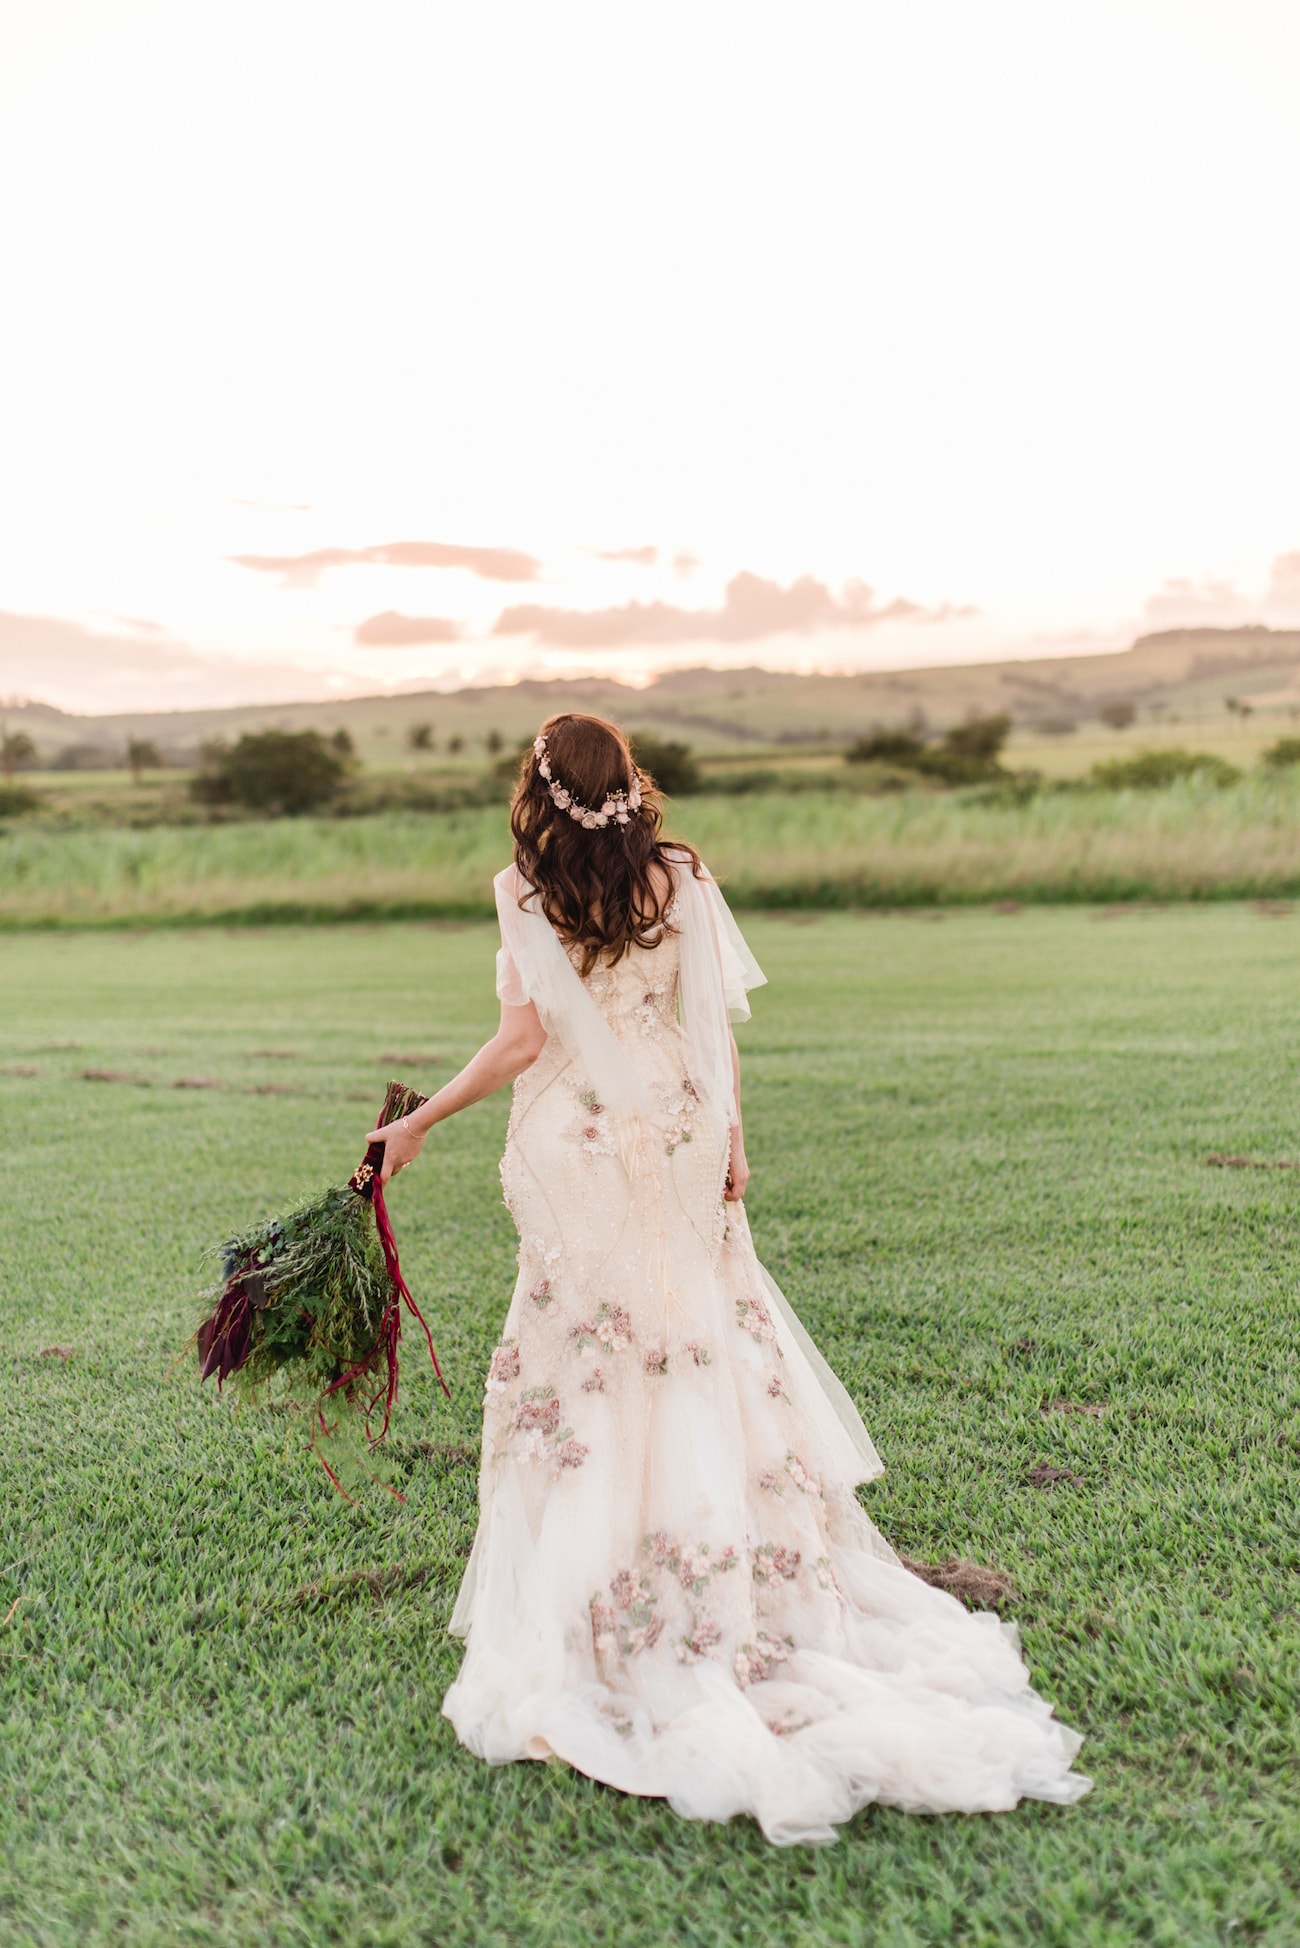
[322, 1152, 449, 1453]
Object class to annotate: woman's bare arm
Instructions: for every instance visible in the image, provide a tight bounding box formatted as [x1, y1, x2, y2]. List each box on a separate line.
[366, 1000, 547, 1182]
[725, 1029, 750, 1201]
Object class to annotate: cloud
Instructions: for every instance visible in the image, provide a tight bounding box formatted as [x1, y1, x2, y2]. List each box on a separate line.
[672, 551, 699, 579]
[1264, 550, 1300, 621]
[0, 611, 350, 715]
[354, 610, 463, 646]
[592, 545, 659, 565]
[491, 571, 973, 648]
[230, 540, 541, 586]
[1140, 576, 1255, 628]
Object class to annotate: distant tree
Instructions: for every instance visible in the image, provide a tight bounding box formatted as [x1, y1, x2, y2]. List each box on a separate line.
[126, 736, 162, 784]
[942, 713, 1012, 765]
[1033, 714, 1078, 736]
[485, 729, 504, 755]
[330, 728, 356, 760]
[190, 730, 348, 814]
[492, 737, 535, 786]
[448, 734, 465, 756]
[407, 723, 434, 752]
[846, 729, 927, 766]
[1224, 695, 1253, 719]
[1261, 737, 1300, 769]
[1099, 699, 1136, 730]
[628, 734, 702, 797]
[0, 728, 37, 780]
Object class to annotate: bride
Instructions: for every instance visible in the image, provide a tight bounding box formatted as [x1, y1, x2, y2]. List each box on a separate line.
[367, 712, 1089, 1844]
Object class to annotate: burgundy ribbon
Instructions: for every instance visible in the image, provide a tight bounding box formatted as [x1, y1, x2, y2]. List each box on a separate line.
[321, 1141, 449, 1455]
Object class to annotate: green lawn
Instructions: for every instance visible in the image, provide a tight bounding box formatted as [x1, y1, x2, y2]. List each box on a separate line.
[1, 908, 1297, 1947]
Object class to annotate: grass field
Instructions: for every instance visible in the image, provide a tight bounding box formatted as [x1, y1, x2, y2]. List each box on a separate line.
[2, 908, 1298, 1944]
[5, 774, 1300, 925]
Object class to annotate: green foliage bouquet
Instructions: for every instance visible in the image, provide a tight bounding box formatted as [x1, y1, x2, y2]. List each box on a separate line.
[193, 1080, 446, 1494]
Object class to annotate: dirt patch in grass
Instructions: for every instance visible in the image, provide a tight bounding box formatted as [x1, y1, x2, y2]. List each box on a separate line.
[900, 1557, 1018, 1612]
[1026, 1462, 1084, 1489]
[1207, 1151, 1300, 1169]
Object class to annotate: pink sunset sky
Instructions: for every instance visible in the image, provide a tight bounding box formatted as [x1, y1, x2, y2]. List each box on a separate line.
[1, 0, 1298, 714]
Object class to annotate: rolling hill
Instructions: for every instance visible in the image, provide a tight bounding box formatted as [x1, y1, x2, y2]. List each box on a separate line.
[7, 626, 1300, 767]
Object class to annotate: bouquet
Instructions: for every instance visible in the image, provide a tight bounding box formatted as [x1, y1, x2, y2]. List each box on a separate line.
[194, 1080, 448, 1495]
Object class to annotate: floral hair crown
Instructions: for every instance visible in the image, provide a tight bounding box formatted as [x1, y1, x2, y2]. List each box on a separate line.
[533, 732, 643, 830]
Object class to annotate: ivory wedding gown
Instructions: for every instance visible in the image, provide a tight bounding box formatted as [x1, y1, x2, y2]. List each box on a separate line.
[442, 859, 1089, 1844]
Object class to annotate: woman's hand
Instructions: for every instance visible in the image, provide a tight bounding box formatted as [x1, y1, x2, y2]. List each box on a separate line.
[364, 1117, 427, 1185]
[724, 1128, 750, 1202]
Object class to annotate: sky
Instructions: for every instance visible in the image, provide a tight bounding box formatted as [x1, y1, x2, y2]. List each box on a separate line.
[1, 0, 1298, 715]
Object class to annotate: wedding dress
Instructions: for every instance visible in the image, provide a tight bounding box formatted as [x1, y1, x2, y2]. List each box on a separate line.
[442, 856, 1089, 1844]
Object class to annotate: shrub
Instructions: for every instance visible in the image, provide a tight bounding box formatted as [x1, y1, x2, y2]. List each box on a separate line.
[408, 723, 434, 752]
[1090, 748, 1242, 791]
[52, 743, 114, 771]
[1099, 699, 1137, 730]
[191, 730, 349, 814]
[628, 734, 703, 796]
[847, 715, 1011, 786]
[1261, 737, 1300, 769]
[0, 783, 41, 816]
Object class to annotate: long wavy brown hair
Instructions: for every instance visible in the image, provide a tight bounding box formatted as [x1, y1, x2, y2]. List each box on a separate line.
[509, 713, 703, 975]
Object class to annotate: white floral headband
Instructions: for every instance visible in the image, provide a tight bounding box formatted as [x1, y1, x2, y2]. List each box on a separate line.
[533, 733, 643, 830]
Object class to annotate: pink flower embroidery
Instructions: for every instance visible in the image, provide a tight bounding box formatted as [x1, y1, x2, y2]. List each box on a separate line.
[814, 1556, 842, 1598]
[590, 1601, 617, 1652]
[645, 1531, 676, 1570]
[557, 1437, 589, 1469]
[514, 1394, 561, 1438]
[753, 1543, 801, 1583]
[733, 1633, 793, 1687]
[676, 1616, 722, 1665]
[485, 1342, 520, 1396]
[580, 1367, 606, 1394]
[685, 1341, 711, 1367]
[644, 1347, 667, 1376]
[767, 1373, 785, 1399]
[529, 1279, 553, 1309]
[784, 1452, 816, 1494]
[758, 1469, 785, 1496]
[735, 1292, 779, 1347]
[623, 1616, 663, 1655]
[595, 1304, 633, 1353]
[610, 1568, 652, 1612]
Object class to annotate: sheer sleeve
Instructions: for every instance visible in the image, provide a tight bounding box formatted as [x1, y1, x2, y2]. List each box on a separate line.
[495, 945, 529, 1008]
[670, 854, 765, 1121]
[699, 868, 766, 1022]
